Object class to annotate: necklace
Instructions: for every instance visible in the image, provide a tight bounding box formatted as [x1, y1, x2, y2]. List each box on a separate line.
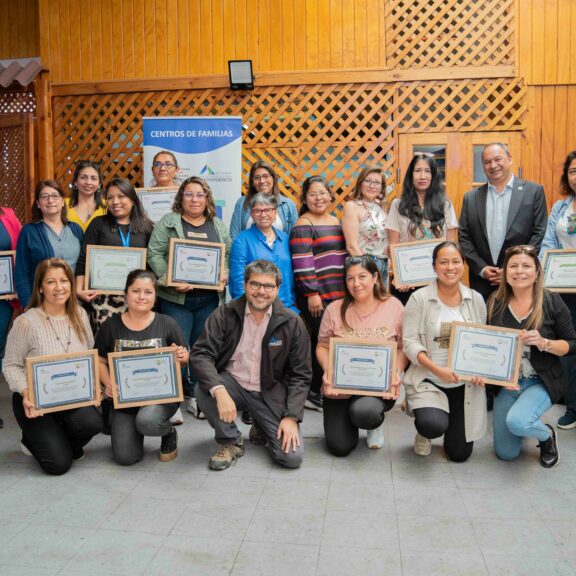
[43, 310, 72, 353]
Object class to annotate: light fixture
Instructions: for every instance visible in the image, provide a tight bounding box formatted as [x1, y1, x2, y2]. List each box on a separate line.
[228, 60, 254, 91]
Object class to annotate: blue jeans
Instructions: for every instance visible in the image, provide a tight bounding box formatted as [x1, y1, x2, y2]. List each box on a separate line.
[0, 300, 13, 370]
[493, 377, 552, 461]
[368, 255, 389, 290]
[560, 294, 576, 414]
[160, 292, 219, 397]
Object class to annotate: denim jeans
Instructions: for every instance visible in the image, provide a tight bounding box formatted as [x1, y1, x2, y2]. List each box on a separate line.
[368, 255, 389, 290]
[560, 294, 576, 414]
[493, 376, 552, 461]
[160, 292, 219, 396]
[0, 300, 12, 369]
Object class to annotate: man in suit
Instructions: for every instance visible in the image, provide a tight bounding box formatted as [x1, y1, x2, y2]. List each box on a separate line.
[459, 143, 548, 299]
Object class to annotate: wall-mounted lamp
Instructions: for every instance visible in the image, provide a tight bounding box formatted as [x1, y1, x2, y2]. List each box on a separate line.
[228, 60, 254, 90]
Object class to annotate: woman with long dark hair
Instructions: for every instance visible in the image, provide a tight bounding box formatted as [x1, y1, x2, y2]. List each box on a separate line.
[66, 160, 106, 231]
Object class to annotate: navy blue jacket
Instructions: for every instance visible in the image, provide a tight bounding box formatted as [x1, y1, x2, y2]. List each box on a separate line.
[15, 221, 83, 308]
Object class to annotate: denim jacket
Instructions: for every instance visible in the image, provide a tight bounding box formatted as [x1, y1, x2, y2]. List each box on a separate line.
[538, 197, 574, 259]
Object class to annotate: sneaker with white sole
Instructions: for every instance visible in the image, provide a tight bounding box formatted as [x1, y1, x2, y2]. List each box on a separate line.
[366, 423, 385, 449]
[557, 410, 576, 430]
[170, 407, 184, 426]
[186, 397, 206, 420]
[20, 441, 32, 457]
[414, 433, 432, 456]
[209, 436, 245, 471]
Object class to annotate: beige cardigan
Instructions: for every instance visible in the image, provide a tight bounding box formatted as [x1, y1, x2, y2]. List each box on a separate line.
[402, 281, 488, 442]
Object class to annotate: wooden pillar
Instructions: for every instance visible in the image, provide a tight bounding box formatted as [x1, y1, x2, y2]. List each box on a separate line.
[35, 71, 54, 180]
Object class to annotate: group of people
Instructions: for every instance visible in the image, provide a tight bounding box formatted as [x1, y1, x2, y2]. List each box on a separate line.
[0, 143, 575, 476]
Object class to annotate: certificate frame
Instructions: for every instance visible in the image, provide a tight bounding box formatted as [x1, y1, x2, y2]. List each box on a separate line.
[166, 237, 225, 290]
[108, 346, 183, 409]
[84, 245, 147, 295]
[135, 186, 178, 224]
[26, 349, 101, 414]
[389, 239, 442, 288]
[447, 322, 521, 388]
[542, 248, 576, 293]
[0, 250, 16, 300]
[327, 338, 398, 399]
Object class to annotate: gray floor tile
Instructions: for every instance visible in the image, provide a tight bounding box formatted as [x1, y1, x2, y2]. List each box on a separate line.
[401, 551, 489, 576]
[483, 553, 576, 576]
[460, 487, 538, 519]
[395, 485, 468, 517]
[317, 545, 401, 576]
[130, 469, 208, 500]
[326, 480, 396, 515]
[0, 567, 59, 576]
[143, 535, 241, 576]
[391, 460, 455, 486]
[230, 541, 319, 576]
[257, 477, 329, 512]
[330, 451, 393, 485]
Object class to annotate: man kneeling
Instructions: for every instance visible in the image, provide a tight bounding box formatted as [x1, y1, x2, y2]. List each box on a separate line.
[191, 260, 311, 471]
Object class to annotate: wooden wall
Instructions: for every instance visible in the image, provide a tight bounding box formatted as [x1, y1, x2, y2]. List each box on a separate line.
[0, 0, 39, 59]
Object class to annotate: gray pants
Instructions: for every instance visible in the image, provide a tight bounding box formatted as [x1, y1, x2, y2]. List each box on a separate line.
[196, 372, 304, 469]
[111, 403, 179, 466]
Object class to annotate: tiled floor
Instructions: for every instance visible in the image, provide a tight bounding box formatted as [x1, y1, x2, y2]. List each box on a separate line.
[1, 381, 576, 576]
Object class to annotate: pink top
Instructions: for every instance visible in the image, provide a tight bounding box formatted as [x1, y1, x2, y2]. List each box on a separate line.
[0, 207, 22, 250]
[225, 304, 272, 393]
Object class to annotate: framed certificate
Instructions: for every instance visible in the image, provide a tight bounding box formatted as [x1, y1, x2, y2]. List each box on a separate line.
[136, 187, 178, 224]
[27, 349, 101, 414]
[542, 249, 576, 293]
[166, 238, 225, 290]
[447, 322, 521, 388]
[0, 250, 16, 300]
[108, 347, 183, 409]
[327, 338, 398, 398]
[85, 245, 147, 295]
[389, 239, 442, 288]
[390, 239, 444, 286]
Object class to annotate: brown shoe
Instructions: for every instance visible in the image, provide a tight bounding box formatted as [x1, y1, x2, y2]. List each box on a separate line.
[249, 421, 267, 446]
[159, 427, 178, 462]
[209, 437, 245, 471]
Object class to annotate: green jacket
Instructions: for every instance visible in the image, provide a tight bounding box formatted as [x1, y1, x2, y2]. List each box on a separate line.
[147, 211, 231, 305]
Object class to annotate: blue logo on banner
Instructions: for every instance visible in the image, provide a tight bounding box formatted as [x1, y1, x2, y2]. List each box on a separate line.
[143, 118, 241, 154]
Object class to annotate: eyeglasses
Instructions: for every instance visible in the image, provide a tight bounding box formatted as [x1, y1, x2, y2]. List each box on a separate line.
[307, 191, 330, 199]
[182, 192, 207, 199]
[153, 162, 177, 169]
[247, 280, 277, 292]
[504, 245, 536, 255]
[253, 173, 272, 182]
[251, 207, 275, 216]
[363, 179, 382, 188]
[38, 193, 61, 202]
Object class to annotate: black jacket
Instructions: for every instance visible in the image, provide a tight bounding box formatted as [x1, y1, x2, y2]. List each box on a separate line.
[489, 291, 576, 403]
[190, 296, 312, 421]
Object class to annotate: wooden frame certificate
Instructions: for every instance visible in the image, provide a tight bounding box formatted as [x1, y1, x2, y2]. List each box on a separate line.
[136, 187, 178, 224]
[166, 238, 225, 290]
[327, 338, 398, 398]
[447, 322, 521, 388]
[542, 249, 576, 293]
[27, 349, 101, 414]
[0, 250, 16, 300]
[390, 239, 442, 288]
[108, 347, 183, 409]
[85, 245, 147, 294]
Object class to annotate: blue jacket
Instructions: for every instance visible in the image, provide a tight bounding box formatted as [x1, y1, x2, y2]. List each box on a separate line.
[538, 197, 574, 259]
[229, 226, 299, 314]
[15, 221, 83, 308]
[229, 194, 298, 241]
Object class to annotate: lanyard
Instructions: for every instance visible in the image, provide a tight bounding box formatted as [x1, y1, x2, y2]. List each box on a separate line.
[118, 225, 131, 247]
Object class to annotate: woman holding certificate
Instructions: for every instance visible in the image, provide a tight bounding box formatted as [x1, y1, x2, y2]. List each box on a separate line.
[386, 154, 458, 305]
[3, 258, 102, 475]
[341, 166, 389, 287]
[15, 180, 84, 309]
[75, 178, 154, 329]
[229, 160, 298, 241]
[96, 270, 189, 465]
[538, 151, 576, 430]
[316, 256, 407, 453]
[488, 245, 576, 468]
[147, 176, 231, 418]
[402, 241, 487, 461]
[65, 160, 106, 231]
[290, 176, 346, 411]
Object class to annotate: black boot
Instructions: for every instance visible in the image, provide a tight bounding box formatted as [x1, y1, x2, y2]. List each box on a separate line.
[538, 424, 559, 468]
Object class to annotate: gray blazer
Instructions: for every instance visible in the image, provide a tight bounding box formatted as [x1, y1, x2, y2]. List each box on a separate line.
[402, 281, 488, 442]
[458, 178, 547, 297]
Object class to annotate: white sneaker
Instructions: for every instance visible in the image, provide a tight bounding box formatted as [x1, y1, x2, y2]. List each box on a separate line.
[170, 408, 184, 426]
[20, 442, 32, 456]
[186, 397, 206, 420]
[414, 433, 432, 456]
[366, 423, 385, 449]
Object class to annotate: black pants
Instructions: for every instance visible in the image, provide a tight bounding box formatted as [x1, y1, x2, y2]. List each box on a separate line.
[13, 393, 103, 475]
[413, 384, 473, 462]
[297, 294, 324, 395]
[323, 395, 396, 457]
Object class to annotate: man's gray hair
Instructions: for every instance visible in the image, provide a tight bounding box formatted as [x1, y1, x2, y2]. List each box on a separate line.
[244, 259, 283, 286]
[248, 192, 278, 211]
[482, 142, 511, 158]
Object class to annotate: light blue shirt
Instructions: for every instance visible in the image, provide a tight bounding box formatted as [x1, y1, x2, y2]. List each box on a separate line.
[43, 222, 81, 271]
[486, 174, 514, 264]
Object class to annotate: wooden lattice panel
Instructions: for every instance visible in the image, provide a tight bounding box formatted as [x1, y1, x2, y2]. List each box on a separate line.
[0, 90, 36, 115]
[52, 78, 526, 214]
[0, 123, 27, 221]
[385, 0, 515, 69]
